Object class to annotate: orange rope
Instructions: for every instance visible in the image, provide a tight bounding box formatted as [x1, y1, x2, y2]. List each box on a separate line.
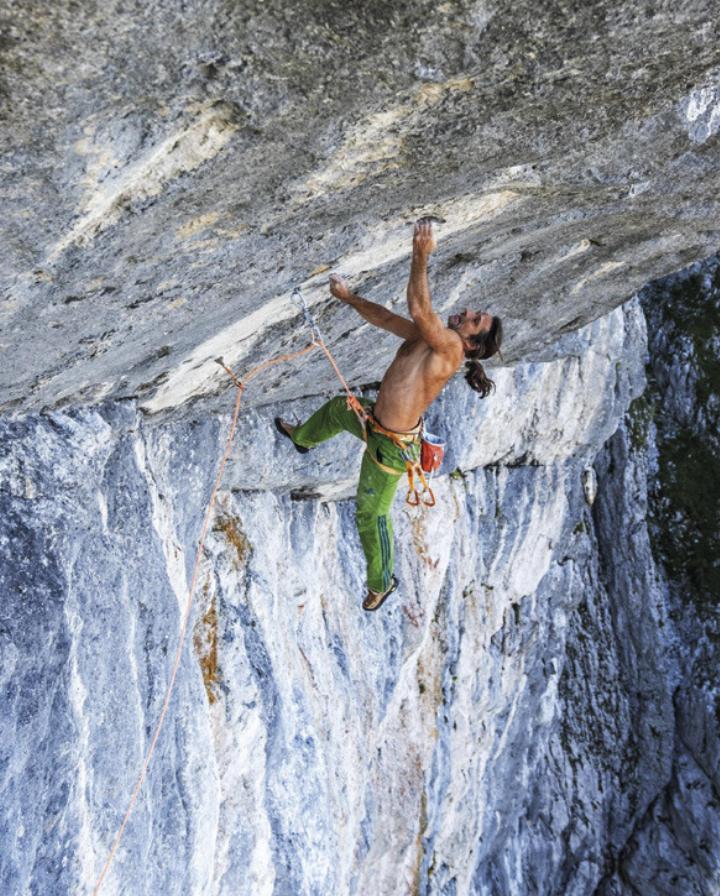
[93, 313, 432, 891]
[313, 338, 369, 430]
[235, 343, 317, 386]
[92, 342, 316, 894]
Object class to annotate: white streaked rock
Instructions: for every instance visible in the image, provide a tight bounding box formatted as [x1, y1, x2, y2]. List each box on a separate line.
[0, 290, 713, 894]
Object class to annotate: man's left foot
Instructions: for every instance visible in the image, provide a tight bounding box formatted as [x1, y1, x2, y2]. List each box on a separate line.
[274, 417, 310, 454]
[363, 576, 398, 612]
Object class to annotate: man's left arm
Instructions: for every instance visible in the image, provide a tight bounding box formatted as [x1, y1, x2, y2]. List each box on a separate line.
[406, 222, 458, 355]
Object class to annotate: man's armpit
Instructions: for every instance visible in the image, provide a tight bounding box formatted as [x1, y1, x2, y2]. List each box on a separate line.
[413, 312, 458, 352]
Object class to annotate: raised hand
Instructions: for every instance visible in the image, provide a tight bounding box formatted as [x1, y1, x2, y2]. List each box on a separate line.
[413, 218, 437, 257]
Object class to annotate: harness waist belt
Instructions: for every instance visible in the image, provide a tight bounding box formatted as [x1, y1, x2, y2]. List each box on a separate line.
[367, 413, 422, 444]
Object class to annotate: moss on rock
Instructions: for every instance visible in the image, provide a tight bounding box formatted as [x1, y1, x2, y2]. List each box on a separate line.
[641, 257, 720, 636]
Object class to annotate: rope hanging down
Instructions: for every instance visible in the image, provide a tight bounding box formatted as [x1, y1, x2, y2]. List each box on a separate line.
[91, 340, 316, 894]
[93, 283, 434, 892]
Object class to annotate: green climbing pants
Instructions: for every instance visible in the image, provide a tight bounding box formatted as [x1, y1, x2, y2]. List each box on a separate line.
[292, 396, 420, 593]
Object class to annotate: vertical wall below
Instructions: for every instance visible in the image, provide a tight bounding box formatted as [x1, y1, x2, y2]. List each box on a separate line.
[1, 274, 718, 894]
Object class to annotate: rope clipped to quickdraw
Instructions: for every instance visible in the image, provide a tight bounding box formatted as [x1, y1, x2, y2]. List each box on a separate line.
[291, 284, 370, 433]
[291, 286, 322, 344]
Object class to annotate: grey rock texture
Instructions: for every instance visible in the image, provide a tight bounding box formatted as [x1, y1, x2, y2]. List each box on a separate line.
[0, 403, 220, 895]
[2, 2, 720, 893]
[4, 278, 718, 895]
[601, 258, 720, 895]
[1, 0, 720, 416]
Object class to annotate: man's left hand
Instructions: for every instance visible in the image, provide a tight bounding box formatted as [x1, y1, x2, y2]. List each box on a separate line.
[413, 218, 437, 256]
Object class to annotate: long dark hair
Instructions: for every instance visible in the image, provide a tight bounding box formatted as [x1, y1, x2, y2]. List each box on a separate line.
[464, 316, 503, 398]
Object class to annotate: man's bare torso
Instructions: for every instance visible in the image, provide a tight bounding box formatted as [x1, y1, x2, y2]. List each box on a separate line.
[373, 335, 462, 431]
[327, 219, 492, 432]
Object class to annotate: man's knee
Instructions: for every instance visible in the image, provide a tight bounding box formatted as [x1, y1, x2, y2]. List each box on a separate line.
[355, 482, 381, 521]
[327, 394, 347, 411]
[326, 395, 350, 426]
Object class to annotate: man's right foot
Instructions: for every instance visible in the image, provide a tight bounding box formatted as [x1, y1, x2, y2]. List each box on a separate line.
[363, 576, 399, 612]
[274, 417, 310, 454]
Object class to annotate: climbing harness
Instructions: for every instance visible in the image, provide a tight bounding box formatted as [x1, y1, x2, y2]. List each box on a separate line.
[93, 280, 442, 892]
[364, 413, 437, 507]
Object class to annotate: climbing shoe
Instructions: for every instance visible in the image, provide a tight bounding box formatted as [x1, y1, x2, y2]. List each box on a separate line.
[363, 576, 398, 612]
[274, 417, 310, 454]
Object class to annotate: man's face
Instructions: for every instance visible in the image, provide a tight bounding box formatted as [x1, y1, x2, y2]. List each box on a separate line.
[448, 309, 493, 338]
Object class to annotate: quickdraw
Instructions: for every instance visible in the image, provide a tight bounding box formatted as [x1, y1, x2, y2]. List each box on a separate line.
[405, 460, 436, 507]
[363, 410, 436, 508]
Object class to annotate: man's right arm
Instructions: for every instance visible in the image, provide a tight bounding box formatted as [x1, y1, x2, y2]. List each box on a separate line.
[330, 275, 419, 340]
[346, 293, 419, 340]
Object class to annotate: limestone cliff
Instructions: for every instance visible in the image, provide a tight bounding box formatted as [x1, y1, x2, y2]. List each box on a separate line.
[2, 266, 719, 893]
[2, 0, 719, 416]
[1, 2, 719, 894]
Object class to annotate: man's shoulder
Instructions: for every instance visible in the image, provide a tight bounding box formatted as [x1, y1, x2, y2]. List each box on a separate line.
[434, 326, 465, 361]
[416, 322, 463, 350]
[426, 334, 464, 376]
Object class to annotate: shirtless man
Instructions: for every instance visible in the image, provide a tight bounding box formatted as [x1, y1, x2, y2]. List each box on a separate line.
[276, 219, 503, 610]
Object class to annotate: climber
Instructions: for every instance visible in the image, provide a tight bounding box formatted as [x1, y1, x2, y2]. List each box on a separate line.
[275, 219, 503, 611]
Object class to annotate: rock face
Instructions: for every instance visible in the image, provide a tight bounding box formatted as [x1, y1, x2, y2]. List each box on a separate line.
[2, 259, 718, 894]
[604, 259, 720, 894]
[2, 1, 720, 415]
[2, 3, 720, 894]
